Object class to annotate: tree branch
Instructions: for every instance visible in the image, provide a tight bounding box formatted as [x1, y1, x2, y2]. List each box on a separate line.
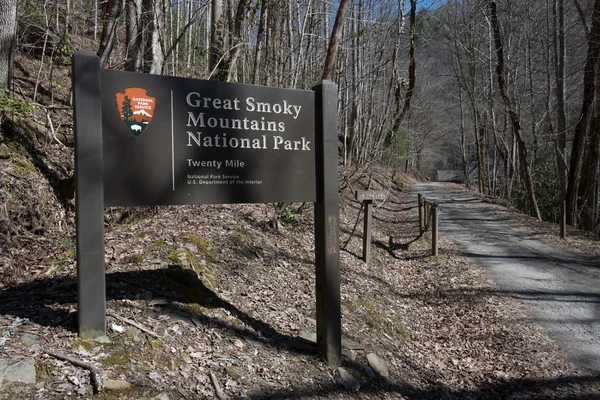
[42, 349, 103, 393]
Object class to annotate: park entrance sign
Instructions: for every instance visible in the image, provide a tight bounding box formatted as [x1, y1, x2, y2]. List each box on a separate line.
[73, 51, 340, 365]
[101, 69, 316, 206]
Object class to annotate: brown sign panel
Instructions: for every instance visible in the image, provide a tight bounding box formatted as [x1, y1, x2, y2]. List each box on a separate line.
[355, 190, 387, 201]
[101, 69, 316, 206]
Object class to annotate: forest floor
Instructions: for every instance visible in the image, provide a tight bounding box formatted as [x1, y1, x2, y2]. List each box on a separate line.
[2, 157, 600, 399]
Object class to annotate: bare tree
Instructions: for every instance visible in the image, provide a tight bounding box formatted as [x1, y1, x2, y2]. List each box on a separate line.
[490, 1, 541, 220]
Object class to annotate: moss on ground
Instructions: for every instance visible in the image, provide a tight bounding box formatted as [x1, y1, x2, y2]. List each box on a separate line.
[179, 232, 216, 262]
[167, 249, 218, 290]
[13, 157, 37, 175]
[150, 239, 177, 252]
[231, 227, 263, 259]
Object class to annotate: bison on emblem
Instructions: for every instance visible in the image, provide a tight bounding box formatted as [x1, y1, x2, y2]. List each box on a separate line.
[115, 87, 156, 137]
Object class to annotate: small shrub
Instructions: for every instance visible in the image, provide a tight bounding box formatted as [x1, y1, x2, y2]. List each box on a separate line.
[512, 161, 560, 222]
[55, 34, 76, 65]
[278, 203, 304, 224]
[0, 90, 37, 117]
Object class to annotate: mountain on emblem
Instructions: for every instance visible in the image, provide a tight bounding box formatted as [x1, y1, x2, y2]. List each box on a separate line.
[115, 87, 156, 137]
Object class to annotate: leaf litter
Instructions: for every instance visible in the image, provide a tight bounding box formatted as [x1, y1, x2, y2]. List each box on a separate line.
[1, 167, 599, 398]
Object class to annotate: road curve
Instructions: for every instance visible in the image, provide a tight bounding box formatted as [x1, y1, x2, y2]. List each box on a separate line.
[414, 182, 600, 374]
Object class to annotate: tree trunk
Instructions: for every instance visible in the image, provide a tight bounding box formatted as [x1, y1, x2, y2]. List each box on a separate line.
[226, 0, 251, 82]
[125, 0, 144, 72]
[458, 84, 470, 188]
[566, 0, 600, 226]
[267, 2, 285, 86]
[486, 12, 498, 195]
[0, 0, 17, 90]
[386, 0, 416, 148]
[291, 0, 312, 88]
[490, 1, 541, 220]
[579, 52, 600, 231]
[473, 110, 485, 194]
[507, 119, 517, 197]
[251, 0, 267, 84]
[526, 38, 539, 166]
[163, 5, 204, 73]
[553, 0, 567, 237]
[188, 0, 195, 70]
[286, 0, 296, 87]
[397, 0, 416, 124]
[97, 0, 121, 68]
[149, 0, 165, 74]
[580, 108, 600, 231]
[94, 0, 98, 40]
[209, 0, 224, 78]
[349, 0, 361, 163]
[322, 0, 350, 80]
[66, 0, 71, 33]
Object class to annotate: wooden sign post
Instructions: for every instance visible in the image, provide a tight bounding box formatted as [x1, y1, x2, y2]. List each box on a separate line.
[314, 82, 341, 365]
[355, 190, 387, 263]
[73, 51, 105, 338]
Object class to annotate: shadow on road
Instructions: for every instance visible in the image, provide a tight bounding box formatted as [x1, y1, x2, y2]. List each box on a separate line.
[252, 373, 600, 400]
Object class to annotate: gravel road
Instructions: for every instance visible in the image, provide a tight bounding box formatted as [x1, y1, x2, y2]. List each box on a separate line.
[414, 182, 600, 374]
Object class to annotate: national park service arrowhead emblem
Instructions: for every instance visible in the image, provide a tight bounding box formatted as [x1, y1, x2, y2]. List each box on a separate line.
[115, 87, 156, 137]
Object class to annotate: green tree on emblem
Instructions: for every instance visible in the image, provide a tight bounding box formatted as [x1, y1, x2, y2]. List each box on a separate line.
[122, 95, 133, 121]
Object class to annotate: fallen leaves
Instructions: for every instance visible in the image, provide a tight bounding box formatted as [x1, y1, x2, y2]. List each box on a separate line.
[2, 168, 600, 398]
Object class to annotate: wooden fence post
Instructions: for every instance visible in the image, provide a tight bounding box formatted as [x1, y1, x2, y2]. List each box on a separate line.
[560, 200, 566, 239]
[424, 200, 430, 232]
[418, 193, 423, 234]
[362, 199, 373, 263]
[431, 203, 439, 256]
